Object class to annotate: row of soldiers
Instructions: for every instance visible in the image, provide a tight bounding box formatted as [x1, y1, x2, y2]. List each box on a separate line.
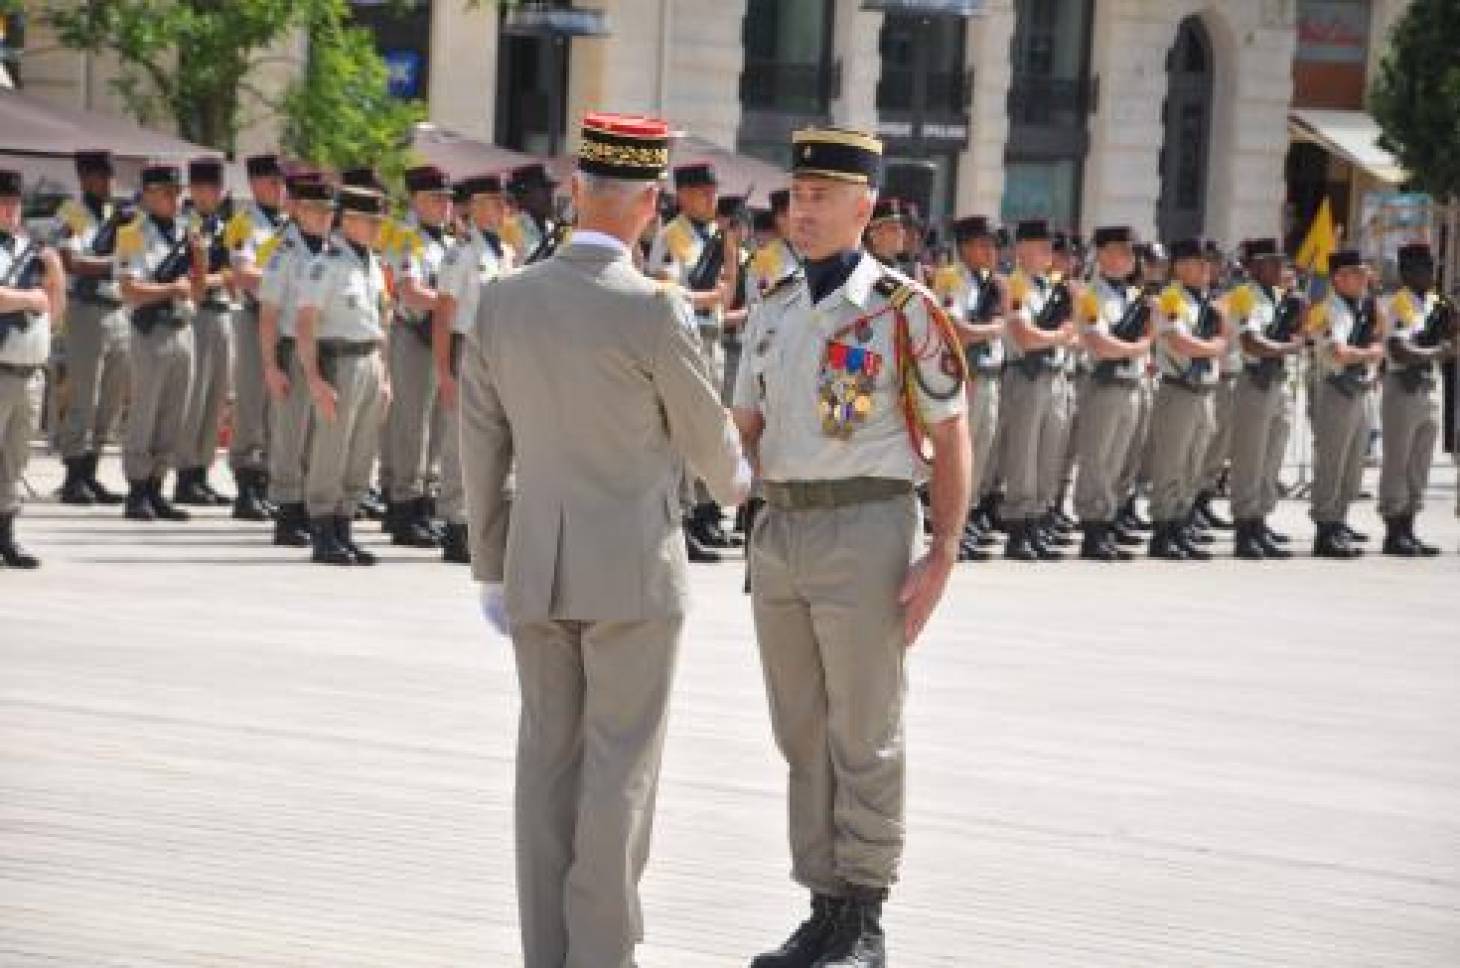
[856, 206, 1456, 562]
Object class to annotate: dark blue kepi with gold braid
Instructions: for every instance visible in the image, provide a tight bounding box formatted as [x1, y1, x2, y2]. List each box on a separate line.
[792, 127, 883, 187]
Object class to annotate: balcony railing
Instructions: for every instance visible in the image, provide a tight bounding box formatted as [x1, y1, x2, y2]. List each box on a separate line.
[740, 60, 840, 115]
[876, 68, 971, 116]
[1007, 74, 1091, 127]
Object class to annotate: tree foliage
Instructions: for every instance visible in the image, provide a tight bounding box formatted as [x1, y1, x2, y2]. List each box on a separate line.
[34, 0, 429, 172]
[1369, 0, 1460, 201]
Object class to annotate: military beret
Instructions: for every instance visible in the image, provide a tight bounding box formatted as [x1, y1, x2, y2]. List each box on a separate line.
[340, 167, 380, 191]
[188, 158, 224, 185]
[1397, 242, 1433, 267]
[752, 209, 776, 233]
[338, 187, 386, 216]
[673, 163, 717, 189]
[74, 150, 114, 176]
[717, 195, 746, 219]
[0, 169, 22, 197]
[1015, 219, 1050, 242]
[245, 154, 283, 178]
[951, 216, 993, 243]
[1168, 238, 1204, 262]
[769, 188, 790, 214]
[1093, 226, 1134, 247]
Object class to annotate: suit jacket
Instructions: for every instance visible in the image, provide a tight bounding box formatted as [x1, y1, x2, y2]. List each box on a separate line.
[460, 239, 743, 622]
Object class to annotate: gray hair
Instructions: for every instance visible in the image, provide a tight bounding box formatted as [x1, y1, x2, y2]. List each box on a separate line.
[574, 171, 658, 203]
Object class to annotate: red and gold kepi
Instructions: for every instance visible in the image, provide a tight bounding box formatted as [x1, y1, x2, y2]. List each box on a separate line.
[578, 113, 672, 182]
[791, 127, 883, 187]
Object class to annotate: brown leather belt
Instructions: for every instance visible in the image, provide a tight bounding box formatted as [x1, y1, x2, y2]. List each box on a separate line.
[763, 477, 913, 511]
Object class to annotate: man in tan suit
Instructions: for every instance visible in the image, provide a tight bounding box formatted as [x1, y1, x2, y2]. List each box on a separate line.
[459, 112, 750, 968]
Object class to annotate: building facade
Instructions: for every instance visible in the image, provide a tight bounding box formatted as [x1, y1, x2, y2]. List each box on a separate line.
[12, 0, 1412, 249]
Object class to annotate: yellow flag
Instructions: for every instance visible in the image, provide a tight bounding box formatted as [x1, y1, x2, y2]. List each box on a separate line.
[1295, 198, 1337, 275]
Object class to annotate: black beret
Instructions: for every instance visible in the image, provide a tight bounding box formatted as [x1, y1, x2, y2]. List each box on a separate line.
[1168, 238, 1204, 262]
[752, 209, 776, 233]
[507, 162, 557, 194]
[1329, 249, 1365, 271]
[1397, 242, 1433, 267]
[769, 188, 790, 214]
[404, 165, 451, 194]
[188, 158, 224, 185]
[457, 174, 504, 198]
[0, 169, 21, 197]
[1093, 225, 1134, 247]
[75, 150, 114, 176]
[245, 154, 283, 178]
[1241, 238, 1280, 260]
[338, 187, 387, 216]
[673, 163, 717, 189]
[141, 164, 182, 188]
[951, 216, 993, 243]
[1015, 219, 1050, 242]
[340, 167, 380, 191]
[717, 195, 746, 219]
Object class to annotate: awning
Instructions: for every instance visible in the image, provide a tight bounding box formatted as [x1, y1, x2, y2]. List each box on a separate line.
[1288, 108, 1407, 185]
[0, 85, 224, 195]
[408, 123, 541, 179]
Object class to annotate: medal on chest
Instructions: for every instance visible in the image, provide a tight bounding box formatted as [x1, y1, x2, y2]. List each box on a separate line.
[818, 340, 884, 439]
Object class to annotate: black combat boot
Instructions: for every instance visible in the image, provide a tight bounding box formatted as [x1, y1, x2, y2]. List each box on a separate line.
[0, 512, 40, 569]
[1118, 494, 1152, 532]
[1175, 511, 1213, 560]
[197, 466, 232, 505]
[147, 476, 191, 521]
[359, 487, 387, 521]
[1029, 519, 1066, 561]
[388, 501, 439, 547]
[686, 527, 722, 563]
[1233, 519, 1266, 560]
[1003, 520, 1038, 562]
[272, 503, 313, 547]
[1382, 516, 1421, 557]
[1040, 511, 1075, 546]
[1193, 489, 1233, 529]
[310, 516, 354, 565]
[749, 894, 844, 968]
[123, 480, 156, 521]
[82, 452, 124, 504]
[1079, 522, 1122, 562]
[58, 456, 97, 505]
[172, 467, 214, 506]
[334, 515, 376, 565]
[814, 887, 886, 967]
[441, 522, 471, 564]
[1341, 523, 1369, 544]
[1254, 517, 1292, 559]
[232, 468, 270, 521]
[1148, 522, 1188, 561]
[1314, 521, 1361, 559]
[1403, 514, 1441, 557]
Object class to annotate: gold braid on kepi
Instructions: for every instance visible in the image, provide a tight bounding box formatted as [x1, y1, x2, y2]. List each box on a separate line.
[791, 127, 883, 186]
[578, 113, 672, 182]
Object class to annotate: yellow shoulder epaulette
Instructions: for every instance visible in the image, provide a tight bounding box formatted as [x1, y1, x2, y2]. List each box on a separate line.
[1304, 299, 1329, 334]
[1157, 283, 1186, 317]
[57, 198, 91, 237]
[750, 243, 781, 281]
[256, 230, 286, 266]
[1226, 283, 1256, 320]
[1391, 289, 1417, 325]
[763, 268, 803, 301]
[664, 218, 695, 265]
[115, 218, 144, 258]
[500, 218, 523, 253]
[931, 264, 961, 299]
[223, 209, 254, 251]
[1007, 268, 1030, 304]
[1077, 288, 1100, 323]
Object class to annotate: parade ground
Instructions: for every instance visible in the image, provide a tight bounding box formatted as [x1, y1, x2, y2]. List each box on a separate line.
[3, 452, 1459, 968]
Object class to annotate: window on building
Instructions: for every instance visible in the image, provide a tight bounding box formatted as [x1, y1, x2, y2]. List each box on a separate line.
[876, 13, 967, 117]
[1002, 0, 1093, 228]
[740, 0, 836, 116]
[349, 0, 432, 101]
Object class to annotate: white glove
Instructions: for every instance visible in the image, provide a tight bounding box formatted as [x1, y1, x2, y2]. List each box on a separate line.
[478, 582, 509, 636]
[731, 456, 755, 506]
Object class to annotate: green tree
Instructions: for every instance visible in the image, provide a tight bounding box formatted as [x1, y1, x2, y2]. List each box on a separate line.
[30, 0, 448, 171]
[1369, 0, 1460, 200]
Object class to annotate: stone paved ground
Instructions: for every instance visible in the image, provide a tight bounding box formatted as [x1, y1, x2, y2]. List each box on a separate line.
[2, 450, 1459, 967]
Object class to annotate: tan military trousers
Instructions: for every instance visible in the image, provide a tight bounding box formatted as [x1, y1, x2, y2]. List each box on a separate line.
[1000, 367, 1055, 520]
[1074, 377, 1141, 523]
[228, 303, 269, 474]
[380, 326, 436, 502]
[1199, 375, 1237, 491]
[177, 304, 233, 470]
[0, 369, 40, 515]
[1229, 370, 1291, 520]
[1038, 369, 1074, 509]
[750, 492, 918, 894]
[510, 616, 683, 968]
[1147, 380, 1215, 523]
[1117, 374, 1155, 501]
[1309, 379, 1369, 524]
[965, 373, 1000, 504]
[438, 400, 466, 524]
[306, 349, 384, 518]
[1378, 370, 1439, 518]
[123, 323, 194, 482]
[58, 298, 130, 459]
[267, 351, 314, 505]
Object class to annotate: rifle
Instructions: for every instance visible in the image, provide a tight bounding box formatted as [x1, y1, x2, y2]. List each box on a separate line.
[963, 270, 1002, 371]
[130, 226, 197, 335]
[1183, 297, 1222, 383]
[1091, 288, 1149, 385]
[685, 226, 727, 293]
[1325, 295, 1378, 398]
[1013, 275, 1071, 377]
[0, 240, 46, 347]
[74, 201, 136, 303]
[525, 221, 570, 266]
[1246, 290, 1304, 390]
[1416, 294, 1457, 348]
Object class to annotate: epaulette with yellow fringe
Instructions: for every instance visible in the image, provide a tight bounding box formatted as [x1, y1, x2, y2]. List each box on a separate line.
[664, 218, 696, 266]
[1076, 287, 1101, 323]
[1225, 283, 1257, 320]
[115, 217, 144, 259]
[931, 264, 962, 300]
[762, 268, 803, 301]
[1157, 283, 1187, 318]
[57, 198, 92, 237]
[223, 209, 254, 251]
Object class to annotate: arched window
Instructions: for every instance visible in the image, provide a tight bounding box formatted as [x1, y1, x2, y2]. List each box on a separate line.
[1156, 15, 1214, 240]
